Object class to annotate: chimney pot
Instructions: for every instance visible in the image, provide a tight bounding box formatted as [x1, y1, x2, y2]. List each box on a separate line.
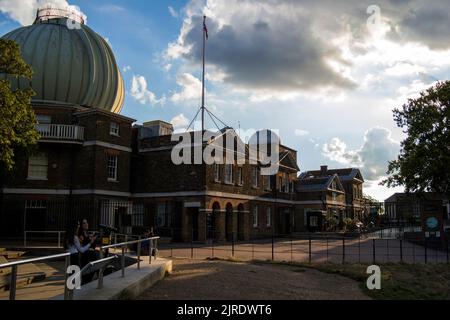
[320, 165, 328, 173]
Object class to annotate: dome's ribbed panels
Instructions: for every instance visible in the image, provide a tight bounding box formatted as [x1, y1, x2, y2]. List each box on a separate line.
[0, 18, 124, 113]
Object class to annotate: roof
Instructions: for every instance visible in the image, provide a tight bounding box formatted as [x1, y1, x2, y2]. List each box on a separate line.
[1, 17, 124, 113]
[297, 174, 345, 193]
[299, 167, 364, 182]
[384, 192, 448, 203]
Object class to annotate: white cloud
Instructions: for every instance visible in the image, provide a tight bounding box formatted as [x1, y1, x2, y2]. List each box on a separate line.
[130, 75, 165, 106]
[322, 127, 400, 182]
[170, 73, 202, 103]
[168, 6, 178, 18]
[0, 0, 86, 26]
[122, 66, 131, 73]
[170, 113, 190, 129]
[294, 129, 309, 137]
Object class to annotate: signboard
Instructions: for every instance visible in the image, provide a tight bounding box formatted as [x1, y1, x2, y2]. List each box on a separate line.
[421, 201, 444, 238]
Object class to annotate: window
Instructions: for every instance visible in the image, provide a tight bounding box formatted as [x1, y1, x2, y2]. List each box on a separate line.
[36, 114, 51, 124]
[310, 216, 319, 227]
[110, 122, 120, 136]
[252, 206, 258, 228]
[237, 167, 243, 185]
[265, 175, 271, 191]
[252, 167, 259, 188]
[224, 164, 233, 184]
[284, 173, 289, 193]
[157, 203, 166, 227]
[28, 153, 48, 180]
[214, 164, 220, 182]
[36, 115, 51, 135]
[332, 192, 337, 202]
[107, 155, 118, 181]
[266, 207, 272, 227]
[290, 181, 295, 193]
[279, 177, 283, 192]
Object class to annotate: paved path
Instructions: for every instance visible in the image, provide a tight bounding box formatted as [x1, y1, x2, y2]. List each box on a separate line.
[138, 259, 370, 300]
[159, 238, 448, 264]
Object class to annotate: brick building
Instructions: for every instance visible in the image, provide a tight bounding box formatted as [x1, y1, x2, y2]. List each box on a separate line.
[296, 166, 365, 232]
[0, 8, 365, 242]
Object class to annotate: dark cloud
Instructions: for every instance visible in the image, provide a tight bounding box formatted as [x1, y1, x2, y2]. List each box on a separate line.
[168, 0, 450, 93]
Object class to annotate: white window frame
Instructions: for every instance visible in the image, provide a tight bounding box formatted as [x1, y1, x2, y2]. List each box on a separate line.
[252, 167, 259, 188]
[237, 166, 243, 185]
[253, 206, 259, 228]
[265, 175, 271, 191]
[107, 155, 118, 181]
[266, 207, 272, 227]
[214, 164, 220, 182]
[224, 164, 234, 184]
[27, 153, 48, 180]
[110, 122, 120, 136]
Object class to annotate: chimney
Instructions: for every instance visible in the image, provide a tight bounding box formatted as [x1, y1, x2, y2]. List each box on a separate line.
[320, 165, 328, 174]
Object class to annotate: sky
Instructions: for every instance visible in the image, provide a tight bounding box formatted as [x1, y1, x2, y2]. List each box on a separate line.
[1, 0, 449, 201]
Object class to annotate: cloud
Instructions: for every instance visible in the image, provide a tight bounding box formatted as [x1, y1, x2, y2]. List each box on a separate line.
[294, 129, 309, 137]
[170, 73, 202, 103]
[165, 0, 357, 95]
[130, 75, 165, 106]
[168, 6, 178, 18]
[170, 113, 190, 129]
[122, 66, 131, 73]
[322, 127, 400, 181]
[0, 0, 86, 26]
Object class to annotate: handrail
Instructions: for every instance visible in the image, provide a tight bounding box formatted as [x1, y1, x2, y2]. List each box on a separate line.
[0, 252, 70, 269]
[102, 236, 160, 250]
[0, 236, 160, 300]
[0, 252, 71, 300]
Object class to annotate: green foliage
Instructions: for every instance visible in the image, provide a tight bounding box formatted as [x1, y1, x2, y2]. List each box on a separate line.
[382, 81, 450, 196]
[343, 218, 358, 232]
[0, 39, 39, 171]
[325, 216, 339, 231]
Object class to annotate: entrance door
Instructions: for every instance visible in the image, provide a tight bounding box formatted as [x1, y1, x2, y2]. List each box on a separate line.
[225, 204, 233, 241]
[206, 212, 215, 240]
[188, 208, 199, 241]
[237, 205, 245, 240]
[25, 208, 47, 231]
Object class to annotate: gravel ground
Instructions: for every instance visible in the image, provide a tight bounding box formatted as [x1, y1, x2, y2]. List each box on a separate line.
[138, 258, 370, 300]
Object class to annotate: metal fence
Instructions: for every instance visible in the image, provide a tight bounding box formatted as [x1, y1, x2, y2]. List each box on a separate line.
[158, 233, 450, 265]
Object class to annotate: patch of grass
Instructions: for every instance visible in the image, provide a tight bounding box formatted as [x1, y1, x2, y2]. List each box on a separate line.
[254, 260, 450, 300]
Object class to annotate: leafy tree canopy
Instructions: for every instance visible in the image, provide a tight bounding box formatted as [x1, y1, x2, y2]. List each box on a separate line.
[0, 39, 39, 171]
[382, 81, 450, 197]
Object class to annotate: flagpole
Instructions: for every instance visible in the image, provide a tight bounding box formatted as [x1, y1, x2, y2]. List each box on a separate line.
[201, 15, 206, 134]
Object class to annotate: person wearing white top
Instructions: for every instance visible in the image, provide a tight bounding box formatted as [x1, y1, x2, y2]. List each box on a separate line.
[64, 220, 97, 266]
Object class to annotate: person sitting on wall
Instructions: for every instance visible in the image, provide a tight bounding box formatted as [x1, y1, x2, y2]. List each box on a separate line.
[78, 218, 100, 283]
[64, 220, 97, 268]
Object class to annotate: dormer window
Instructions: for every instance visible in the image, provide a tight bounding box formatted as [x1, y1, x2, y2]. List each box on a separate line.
[110, 122, 120, 136]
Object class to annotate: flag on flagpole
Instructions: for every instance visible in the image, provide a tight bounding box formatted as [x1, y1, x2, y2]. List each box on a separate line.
[203, 15, 208, 40]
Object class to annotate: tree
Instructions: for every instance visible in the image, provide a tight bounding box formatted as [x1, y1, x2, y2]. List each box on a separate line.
[382, 81, 450, 197]
[0, 39, 39, 170]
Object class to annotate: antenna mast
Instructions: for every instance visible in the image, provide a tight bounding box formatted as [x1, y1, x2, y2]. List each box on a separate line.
[201, 15, 207, 133]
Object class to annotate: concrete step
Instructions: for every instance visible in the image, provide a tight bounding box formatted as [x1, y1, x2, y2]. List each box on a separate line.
[0, 251, 27, 259]
[0, 262, 47, 291]
[0, 272, 47, 291]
